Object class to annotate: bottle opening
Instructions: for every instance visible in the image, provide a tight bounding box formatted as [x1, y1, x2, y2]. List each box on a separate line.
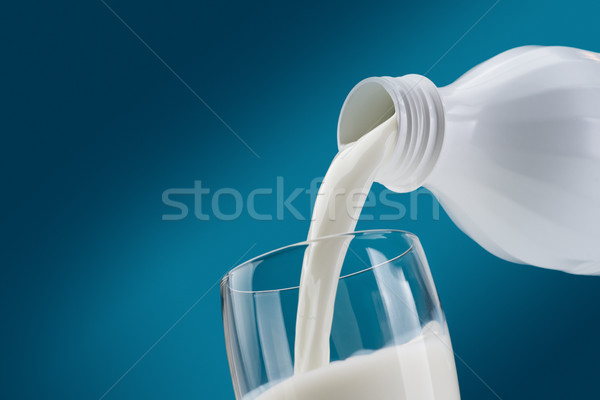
[337, 78, 396, 147]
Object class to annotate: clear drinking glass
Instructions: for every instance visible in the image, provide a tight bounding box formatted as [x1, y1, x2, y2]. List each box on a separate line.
[220, 230, 460, 400]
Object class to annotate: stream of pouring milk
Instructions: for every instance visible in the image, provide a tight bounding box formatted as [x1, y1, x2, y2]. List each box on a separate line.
[252, 114, 460, 399]
[294, 114, 398, 373]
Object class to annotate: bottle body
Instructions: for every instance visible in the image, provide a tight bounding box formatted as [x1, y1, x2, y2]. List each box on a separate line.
[428, 46, 600, 274]
[338, 46, 600, 274]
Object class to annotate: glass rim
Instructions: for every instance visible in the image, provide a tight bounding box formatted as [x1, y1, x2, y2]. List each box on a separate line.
[221, 229, 419, 294]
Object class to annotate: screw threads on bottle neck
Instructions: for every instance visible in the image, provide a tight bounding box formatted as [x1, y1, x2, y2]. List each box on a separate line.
[338, 74, 445, 193]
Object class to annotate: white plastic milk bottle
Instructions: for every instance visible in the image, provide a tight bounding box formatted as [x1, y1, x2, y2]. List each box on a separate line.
[337, 46, 600, 275]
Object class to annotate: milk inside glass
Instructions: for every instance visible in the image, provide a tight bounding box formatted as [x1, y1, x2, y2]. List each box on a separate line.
[250, 323, 460, 400]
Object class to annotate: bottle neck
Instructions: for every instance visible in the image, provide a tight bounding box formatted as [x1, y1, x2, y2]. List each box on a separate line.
[337, 74, 445, 193]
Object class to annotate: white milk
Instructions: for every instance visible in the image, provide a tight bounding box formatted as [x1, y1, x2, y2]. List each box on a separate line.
[252, 323, 460, 400]
[260, 113, 460, 400]
[294, 114, 398, 373]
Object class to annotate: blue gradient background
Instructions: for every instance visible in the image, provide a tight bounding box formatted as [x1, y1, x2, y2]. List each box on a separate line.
[2, 0, 599, 399]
